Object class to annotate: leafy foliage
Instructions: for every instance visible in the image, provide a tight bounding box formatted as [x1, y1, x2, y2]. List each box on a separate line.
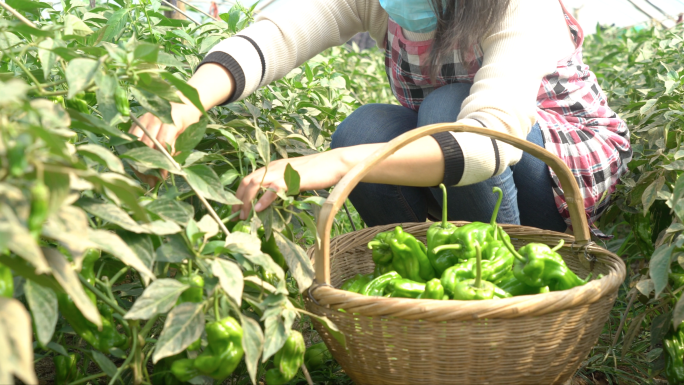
[0, 0, 387, 383]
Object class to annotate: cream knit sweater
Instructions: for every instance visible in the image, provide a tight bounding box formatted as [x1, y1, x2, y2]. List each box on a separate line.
[200, 0, 576, 186]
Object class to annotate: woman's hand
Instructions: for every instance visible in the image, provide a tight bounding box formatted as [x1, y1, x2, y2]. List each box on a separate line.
[233, 149, 352, 219]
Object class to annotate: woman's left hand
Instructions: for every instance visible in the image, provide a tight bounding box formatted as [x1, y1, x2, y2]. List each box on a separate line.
[233, 148, 351, 219]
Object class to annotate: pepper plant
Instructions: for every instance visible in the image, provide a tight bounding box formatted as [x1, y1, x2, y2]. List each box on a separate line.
[0, 0, 386, 383]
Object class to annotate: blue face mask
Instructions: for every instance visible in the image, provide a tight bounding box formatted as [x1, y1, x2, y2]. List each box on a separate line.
[379, 0, 445, 33]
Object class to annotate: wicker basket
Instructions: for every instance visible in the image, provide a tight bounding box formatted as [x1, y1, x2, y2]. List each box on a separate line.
[304, 123, 626, 385]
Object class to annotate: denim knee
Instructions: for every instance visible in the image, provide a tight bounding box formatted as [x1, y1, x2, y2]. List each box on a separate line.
[331, 104, 418, 149]
[417, 83, 473, 126]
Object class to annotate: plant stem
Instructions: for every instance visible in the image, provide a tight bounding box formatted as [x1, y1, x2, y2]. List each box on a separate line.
[432, 244, 462, 254]
[490, 187, 503, 240]
[440, 183, 448, 228]
[474, 242, 482, 289]
[67, 372, 107, 385]
[109, 324, 139, 385]
[79, 275, 127, 316]
[0, 1, 37, 27]
[214, 291, 220, 320]
[130, 115, 231, 238]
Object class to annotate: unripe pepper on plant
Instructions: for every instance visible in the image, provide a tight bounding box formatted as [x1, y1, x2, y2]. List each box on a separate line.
[57, 249, 128, 353]
[264, 330, 305, 385]
[151, 353, 187, 385]
[193, 316, 244, 380]
[0, 262, 14, 298]
[65, 92, 90, 114]
[53, 353, 82, 385]
[115, 86, 130, 116]
[304, 341, 331, 371]
[388, 226, 435, 282]
[28, 180, 49, 240]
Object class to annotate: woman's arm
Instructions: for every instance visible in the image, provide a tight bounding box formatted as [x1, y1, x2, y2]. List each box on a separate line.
[233, 136, 444, 219]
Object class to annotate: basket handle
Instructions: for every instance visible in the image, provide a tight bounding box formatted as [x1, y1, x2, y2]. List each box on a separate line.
[314, 123, 591, 284]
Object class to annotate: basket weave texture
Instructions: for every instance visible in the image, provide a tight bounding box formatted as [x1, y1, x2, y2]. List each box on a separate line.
[305, 223, 624, 385]
[304, 123, 626, 385]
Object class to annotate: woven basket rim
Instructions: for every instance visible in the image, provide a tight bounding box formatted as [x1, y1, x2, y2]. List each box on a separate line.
[307, 222, 626, 322]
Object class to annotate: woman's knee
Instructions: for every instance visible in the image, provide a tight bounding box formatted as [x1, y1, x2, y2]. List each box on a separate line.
[417, 83, 473, 126]
[331, 104, 418, 149]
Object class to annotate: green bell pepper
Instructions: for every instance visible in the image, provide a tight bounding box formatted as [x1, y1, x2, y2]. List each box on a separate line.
[388, 226, 435, 282]
[192, 316, 244, 381]
[451, 242, 501, 300]
[340, 273, 373, 293]
[53, 353, 82, 385]
[416, 278, 446, 300]
[0, 262, 13, 298]
[386, 278, 426, 298]
[500, 228, 591, 291]
[304, 341, 331, 371]
[495, 271, 550, 296]
[152, 353, 186, 385]
[426, 184, 459, 276]
[368, 231, 396, 275]
[170, 358, 199, 383]
[176, 273, 204, 350]
[360, 271, 401, 296]
[265, 330, 306, 385]
[57, 249, 128, 353]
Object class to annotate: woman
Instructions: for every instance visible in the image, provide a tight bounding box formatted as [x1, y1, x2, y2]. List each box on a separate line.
[130, 0, 632, 233]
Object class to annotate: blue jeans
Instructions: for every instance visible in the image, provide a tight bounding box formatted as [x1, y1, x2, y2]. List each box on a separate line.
[330, 83, 567, 232]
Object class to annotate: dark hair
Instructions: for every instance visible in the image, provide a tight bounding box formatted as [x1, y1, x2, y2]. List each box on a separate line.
[428, 0, 512, 82]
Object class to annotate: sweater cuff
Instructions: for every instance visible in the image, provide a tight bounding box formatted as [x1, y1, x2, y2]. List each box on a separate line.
[431, 132, 464, 186]
[196, 35, 265, 105]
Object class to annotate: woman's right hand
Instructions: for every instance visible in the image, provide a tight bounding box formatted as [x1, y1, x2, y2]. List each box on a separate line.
[128, 102, 203, 185]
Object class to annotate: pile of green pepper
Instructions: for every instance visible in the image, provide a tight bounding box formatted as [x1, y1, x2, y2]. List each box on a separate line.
[340, 185, 593, 301]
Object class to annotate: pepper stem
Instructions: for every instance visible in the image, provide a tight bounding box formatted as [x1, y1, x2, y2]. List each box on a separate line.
[490, 187, 503, 228]
[432, 244, 462, 254]
[368, 241, 383, 250]
[551, 239, 565, 252]
[474, 241, 482, 289]
[498, 226, 526, 263]
[440, 183, 449, 229]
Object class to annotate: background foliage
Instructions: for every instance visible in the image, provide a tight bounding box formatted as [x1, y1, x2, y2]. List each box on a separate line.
[3, 0, 684, 383]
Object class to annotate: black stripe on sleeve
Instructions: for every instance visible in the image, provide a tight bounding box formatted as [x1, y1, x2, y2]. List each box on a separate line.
[196, 52, 245, 105]
[431, 132, 464, 186]
[236, 35, 266, 84]
[490, 138, 500, 177]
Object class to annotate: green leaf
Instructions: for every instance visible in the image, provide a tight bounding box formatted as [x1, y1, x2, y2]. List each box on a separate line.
[121, 146, 181, 174]
[145, 198, 194, 226]
[651, 311, 672, 349]
[91, 350, 117, 377]
[77, 144, 125, 174]
[117, 232, 156, 271]
[220, 169, 240, 186]
[65, 58, 99, 99]
[156, 234, 193, 263]
[160, 72, 205, 114]
[306, 312, 346, 349]
[642, 176, 665, 216]
[240, 315, 264, 385]
[0, 206, 50, 274]
[175, 116, 207, 154]
[130, 87, 173, 124]
[136, 73, 182, 103]
[185, 165, 242, 205]
[68, 109, 130, 140]
[255, 127, 270, 165]
[152, 302, 205, 363]
[6, 0, 51, 11]
[37, 38, 56, 80]
[262, 315, 287, 362]
[24, 281, 57, 346]
[86, 230, 156, 284]
[94, 73, 118, 123]
[283, 163, 300, 196]
[63, 15, 93, 36]
[650, 243, 675, 299]
[78, 197, 146, 233]
[124, 279, 188, 320]
[674, 296, 684, 330]
[274, 231, 314, 293]
[211, 258, 243, 306]
[134, 43, 159, 63]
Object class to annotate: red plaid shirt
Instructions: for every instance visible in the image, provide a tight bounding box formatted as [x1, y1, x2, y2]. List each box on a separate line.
[384, 1, 632, 232]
